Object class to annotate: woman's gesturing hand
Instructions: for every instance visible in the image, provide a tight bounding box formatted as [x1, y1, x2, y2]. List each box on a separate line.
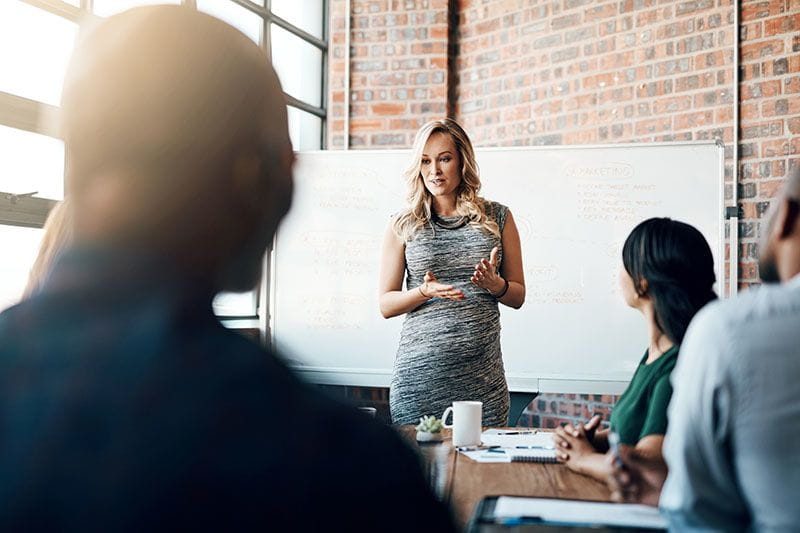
[420, 271, 465, 301]
[470, 246, 504, 294]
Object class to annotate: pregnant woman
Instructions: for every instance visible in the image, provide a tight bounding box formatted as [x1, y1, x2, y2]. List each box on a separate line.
[379, 118, 525, 426]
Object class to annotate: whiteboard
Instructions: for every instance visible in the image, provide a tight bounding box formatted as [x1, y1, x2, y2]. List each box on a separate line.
[270, 142, 724, 394]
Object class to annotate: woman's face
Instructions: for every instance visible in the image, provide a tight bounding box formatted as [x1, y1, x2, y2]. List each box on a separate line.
[420, 132, 461, 199]
[619, 265, 640, 308]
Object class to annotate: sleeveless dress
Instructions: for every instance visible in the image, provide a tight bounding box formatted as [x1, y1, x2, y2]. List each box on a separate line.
[390, 201, 510, 426]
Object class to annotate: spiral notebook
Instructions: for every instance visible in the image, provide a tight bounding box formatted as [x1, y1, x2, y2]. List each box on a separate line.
[460, 447, 558, 464]
[459, 429, 558, 463]
[505, 449, 558, 463]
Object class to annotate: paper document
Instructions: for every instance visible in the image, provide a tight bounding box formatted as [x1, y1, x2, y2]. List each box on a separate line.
[493, 497, 668, 529]
[481, 429, 555, 449]
[460, 448, 557, 463]
[460, 449, 509, 463]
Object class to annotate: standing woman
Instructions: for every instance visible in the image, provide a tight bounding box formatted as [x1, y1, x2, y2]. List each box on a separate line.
[379, 119, 525, 426]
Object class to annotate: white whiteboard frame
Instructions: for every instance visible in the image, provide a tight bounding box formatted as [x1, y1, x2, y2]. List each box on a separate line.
[267, 141, 726, 395]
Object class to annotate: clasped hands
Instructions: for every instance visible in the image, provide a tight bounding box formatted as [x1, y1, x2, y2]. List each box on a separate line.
[554, 415, 666, 507]
[554, 414, 603, 469]
[419, 246, 504, 300]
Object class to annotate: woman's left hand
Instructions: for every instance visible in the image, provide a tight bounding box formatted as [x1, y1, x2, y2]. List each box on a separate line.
[471, 246, 504, 293]
[554, 422, 599, 473]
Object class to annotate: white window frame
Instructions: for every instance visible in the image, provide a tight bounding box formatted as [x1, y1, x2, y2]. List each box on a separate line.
[0, 0, 329, 324]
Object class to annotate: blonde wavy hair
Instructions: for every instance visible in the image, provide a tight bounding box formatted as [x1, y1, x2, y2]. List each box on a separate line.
[392, 118, 500, 242]
[22, 200, 72, 300]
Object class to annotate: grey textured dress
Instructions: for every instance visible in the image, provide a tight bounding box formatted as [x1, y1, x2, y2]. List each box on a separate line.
[390, 201, 510, 426]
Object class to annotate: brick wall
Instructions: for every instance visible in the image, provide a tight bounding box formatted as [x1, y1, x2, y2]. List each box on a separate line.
[324, 0, 800, 426]
[738, 0, 800, 286]
[522, 393, 615, 428]
[327, 0, 450, 149]
[457, 1, 735, 150]
[457, 0, 738, 290]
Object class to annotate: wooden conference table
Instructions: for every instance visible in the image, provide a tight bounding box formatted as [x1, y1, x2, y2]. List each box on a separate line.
[399, 427, 612, 530]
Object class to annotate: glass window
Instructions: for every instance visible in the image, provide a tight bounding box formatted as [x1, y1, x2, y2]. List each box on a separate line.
[0, 125, 64, 200]
[0, 1, 78, 106]
[0, 225, 44, 312]
[213, 291, 258, 318]
[197, 0, 262, 45]
[287, 107, 322, 151]
[271, 0, 324, 39]
[93, 0, 180, 17]
[0, 0, 327, 322]
[271, 24, 323, 108]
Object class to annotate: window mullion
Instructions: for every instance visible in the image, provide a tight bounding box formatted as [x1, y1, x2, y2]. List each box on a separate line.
[0, 194, 56, 229]
[19, 0, 84, 22]
[0, 92, 61, 139]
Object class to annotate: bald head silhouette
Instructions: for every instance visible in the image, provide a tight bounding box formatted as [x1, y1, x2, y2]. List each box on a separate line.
[61, 6, 293, 292]
[759, 166, 800, 283]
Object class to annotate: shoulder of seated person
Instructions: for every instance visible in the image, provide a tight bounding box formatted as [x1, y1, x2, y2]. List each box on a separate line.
[700, 282, 794, 329]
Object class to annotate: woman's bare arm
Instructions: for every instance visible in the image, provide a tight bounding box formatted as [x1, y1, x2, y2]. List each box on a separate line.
[378, 223, 464, 318]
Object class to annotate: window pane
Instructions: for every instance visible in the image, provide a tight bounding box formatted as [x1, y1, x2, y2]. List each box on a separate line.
[213, 291, 258, 317]
[271, 24, 322, 107]
[197, 0, 262, 45]
[287, 107, 321, 151]
[93, 0, 180, 17]
[0, 1, 78, 106]
[0, 225, 43, 312]
[0, 125, 64, 200]
[271, 0, 323, 39]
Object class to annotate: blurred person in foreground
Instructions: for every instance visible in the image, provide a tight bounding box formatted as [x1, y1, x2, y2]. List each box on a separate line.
[0, 7, 454, 531]
[608, 166, 800, 531]
[21, 200, 72, 300]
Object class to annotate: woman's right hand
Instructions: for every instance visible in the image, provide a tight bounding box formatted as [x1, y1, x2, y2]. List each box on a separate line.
[582, 415, 602, 447]
[420, 271, 465, 301]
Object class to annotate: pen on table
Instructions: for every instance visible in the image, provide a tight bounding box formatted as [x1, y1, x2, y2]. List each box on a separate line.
[457, 445, 500, 452]
[496, 430, 539, 435]
[514, 445, 553, 450]
[608, 431, 624, 468]
[495, 516, 542, 526]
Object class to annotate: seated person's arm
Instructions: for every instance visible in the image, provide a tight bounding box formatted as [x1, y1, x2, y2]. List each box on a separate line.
[633, 434, 664, 462]
[557, 374, 673, 482]
[607, 445, 668, 507]
[556, 429, 666, 482]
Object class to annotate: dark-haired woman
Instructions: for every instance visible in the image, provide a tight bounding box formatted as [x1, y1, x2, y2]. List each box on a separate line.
[553, 217, 716, 482]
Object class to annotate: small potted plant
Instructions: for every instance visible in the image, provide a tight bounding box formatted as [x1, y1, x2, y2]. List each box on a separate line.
[415, 415, 443, 442]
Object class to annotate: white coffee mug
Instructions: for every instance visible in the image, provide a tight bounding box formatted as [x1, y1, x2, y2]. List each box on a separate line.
[441, 401, 482, 447]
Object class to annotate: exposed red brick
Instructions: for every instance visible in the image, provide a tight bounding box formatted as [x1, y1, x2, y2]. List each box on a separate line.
[741, 39, 785, 61]
[741, 0, 787, 22]
[764, 12, 800, 35]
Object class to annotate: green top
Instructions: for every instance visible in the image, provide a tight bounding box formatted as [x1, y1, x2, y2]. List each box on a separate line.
[610, 345, 679, 446]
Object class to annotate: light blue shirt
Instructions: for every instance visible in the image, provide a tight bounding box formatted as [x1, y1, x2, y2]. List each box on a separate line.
[660, 275, 800, 531]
